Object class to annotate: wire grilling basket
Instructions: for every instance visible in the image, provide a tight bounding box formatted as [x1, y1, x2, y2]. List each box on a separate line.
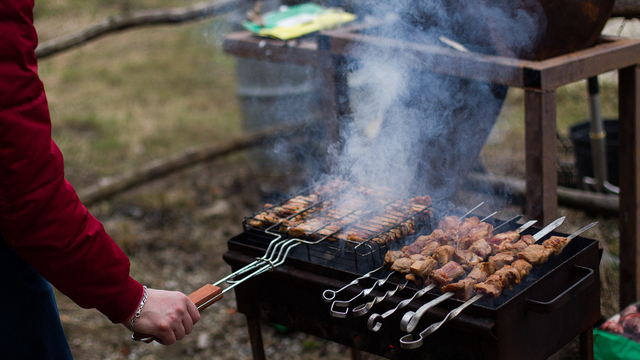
[242, 179, 436, 273]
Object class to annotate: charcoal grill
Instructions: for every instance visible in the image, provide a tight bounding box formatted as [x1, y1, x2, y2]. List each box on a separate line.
[222, 190, 600, 360]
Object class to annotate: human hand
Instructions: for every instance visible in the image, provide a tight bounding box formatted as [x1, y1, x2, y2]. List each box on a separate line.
[124, 288, 200, 345]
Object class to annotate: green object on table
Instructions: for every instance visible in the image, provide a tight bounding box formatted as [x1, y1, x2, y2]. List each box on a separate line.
[594, 328, 640, 360]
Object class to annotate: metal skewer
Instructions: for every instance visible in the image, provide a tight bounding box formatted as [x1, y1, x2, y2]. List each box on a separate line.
[322, 266, 384, 302]
[353, 279, 409, 317]
[367, 283, 437, 331]
[330, 271, 396, 318]
[399, 220, 597, 349]
[399, 217, 559, 333]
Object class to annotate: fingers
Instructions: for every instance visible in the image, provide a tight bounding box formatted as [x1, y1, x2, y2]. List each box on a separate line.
[131, 289, 202, 345]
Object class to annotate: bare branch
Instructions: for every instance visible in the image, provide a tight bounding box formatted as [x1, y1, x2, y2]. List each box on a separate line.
[78, 124, 306, 206]
[36, 0, 248, 59]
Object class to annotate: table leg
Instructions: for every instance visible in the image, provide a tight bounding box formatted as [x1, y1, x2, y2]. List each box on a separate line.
[618, 65, 640, 309]
[524, 88, 558, 225]
[246, 315, 266, 360]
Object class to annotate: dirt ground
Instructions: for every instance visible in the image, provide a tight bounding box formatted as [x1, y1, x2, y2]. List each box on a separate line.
[53, 151, 618, 360]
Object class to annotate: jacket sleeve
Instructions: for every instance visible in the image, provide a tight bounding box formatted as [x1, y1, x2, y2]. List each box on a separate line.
[0, 0, 143, 323]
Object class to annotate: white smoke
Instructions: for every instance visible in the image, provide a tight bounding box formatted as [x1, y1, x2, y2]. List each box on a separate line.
[328, 0, 546, 199]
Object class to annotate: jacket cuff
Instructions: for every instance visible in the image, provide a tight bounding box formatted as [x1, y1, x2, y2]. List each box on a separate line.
[96, 276, 143, 324]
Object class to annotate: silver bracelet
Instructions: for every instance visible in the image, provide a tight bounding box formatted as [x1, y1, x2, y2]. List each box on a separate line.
[128, 285, 148, 332]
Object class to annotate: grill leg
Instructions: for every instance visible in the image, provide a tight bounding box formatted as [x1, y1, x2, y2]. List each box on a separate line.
[246, 315, 266, 360]
[350, 348, 362, 360]
[580, 327, 594, 360]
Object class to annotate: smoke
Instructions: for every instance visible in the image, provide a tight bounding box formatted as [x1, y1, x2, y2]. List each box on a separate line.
[327, 0, 547, 199]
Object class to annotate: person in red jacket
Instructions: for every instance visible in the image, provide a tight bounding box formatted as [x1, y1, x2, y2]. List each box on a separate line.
[0, 1, 201, 358]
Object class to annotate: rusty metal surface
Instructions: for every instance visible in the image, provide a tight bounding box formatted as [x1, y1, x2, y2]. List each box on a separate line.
[320, 29, 640, 91]
[524, 89, 558, 225]
[618, 65, 640, 310]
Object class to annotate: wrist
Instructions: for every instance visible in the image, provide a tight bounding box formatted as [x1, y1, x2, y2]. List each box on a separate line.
[123, 285, 148, 332]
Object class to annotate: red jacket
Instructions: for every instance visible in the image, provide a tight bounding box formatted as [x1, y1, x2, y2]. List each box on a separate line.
[0, 0, 142, 323]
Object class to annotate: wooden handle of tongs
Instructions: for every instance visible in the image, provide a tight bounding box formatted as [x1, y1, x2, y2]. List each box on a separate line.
[132, 284, 223, 343]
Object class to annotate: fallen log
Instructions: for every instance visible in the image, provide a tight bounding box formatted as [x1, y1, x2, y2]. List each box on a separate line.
[464, 172, 619, 217]
[36, 0, 247, 59]
[78, 124, 306, 206]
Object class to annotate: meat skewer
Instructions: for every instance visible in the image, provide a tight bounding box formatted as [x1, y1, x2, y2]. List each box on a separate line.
[399, 221, 597, 349]
[363, 215, 523, 329]
[334, 208, 497, 319]
[399, 218, 551, 333]
[367, 213, 515, 332]
[322, 203, 487, 318]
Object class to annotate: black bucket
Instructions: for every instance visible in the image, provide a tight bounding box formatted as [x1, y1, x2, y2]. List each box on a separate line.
[569, 119, 619, 187]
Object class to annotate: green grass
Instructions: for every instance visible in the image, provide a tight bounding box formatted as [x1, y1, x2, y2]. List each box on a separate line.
[36, 3, 242, 188]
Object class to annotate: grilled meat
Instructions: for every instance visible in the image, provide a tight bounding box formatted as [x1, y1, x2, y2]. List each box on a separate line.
[432, 261, 466, 286]
[390, 257, 413, 274]
[433, 245, 456, 267]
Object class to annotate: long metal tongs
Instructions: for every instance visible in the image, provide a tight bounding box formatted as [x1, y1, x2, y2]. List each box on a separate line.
[399, 217, 553, 334]
[133, 229, 311, 342]
[399, 220, 597, 350]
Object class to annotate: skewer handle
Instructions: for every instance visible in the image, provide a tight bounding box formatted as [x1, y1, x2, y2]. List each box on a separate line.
[132, 284, 223, 343]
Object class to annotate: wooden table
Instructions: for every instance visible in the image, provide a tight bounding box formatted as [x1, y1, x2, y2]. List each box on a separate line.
[223, 28, 640, 309]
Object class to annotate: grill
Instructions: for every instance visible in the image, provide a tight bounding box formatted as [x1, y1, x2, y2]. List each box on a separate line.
[221, 182, 601, 360]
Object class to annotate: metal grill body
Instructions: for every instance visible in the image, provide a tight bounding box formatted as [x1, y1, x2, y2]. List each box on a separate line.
[223, 224, 600, 360]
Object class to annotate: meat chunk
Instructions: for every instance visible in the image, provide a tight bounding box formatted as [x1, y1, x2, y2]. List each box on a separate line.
[542, 235, 570, 256]
[511, 259, 533, 278]
[453, 248, 481, 270]
[468, 239, 492, 259]
[520, 234, 536, 246]
[420, 240, 441, 257]
[438, 216, 462, 232]
[458, 222, 493, 249]
[431, 261, 466, 286]
[410, 257, 438, 278]
[390, 257, 413, 274]
[488, 252, 516, 270]
[467, 262, 495, 283]
[497, 239, 528, 255]
[474, 277, 502, 298]
[492, 265, 521, 288]
[384, 250, 404, 267]
[433, 245, 455, 267]
[517, 244, 553, 265]
[442, 278, 476, 300]
[490, 230, 520, 246]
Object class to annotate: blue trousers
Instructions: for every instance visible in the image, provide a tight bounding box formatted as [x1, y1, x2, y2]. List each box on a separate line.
[0, 237, 73, 359]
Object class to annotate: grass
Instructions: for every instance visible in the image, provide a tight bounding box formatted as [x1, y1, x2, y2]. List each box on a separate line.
[36, 0, 242, 188]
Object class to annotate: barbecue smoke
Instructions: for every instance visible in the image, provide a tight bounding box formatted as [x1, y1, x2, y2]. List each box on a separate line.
[326, 0, 546, 201]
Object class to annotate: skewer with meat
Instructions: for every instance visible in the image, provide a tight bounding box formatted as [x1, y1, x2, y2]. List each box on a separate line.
[398, 221, 597, 350]
[387, 213, 524, 285]
[475, 232, 579, 298]
[441, 220, 557, 301]
[385, 214, 492, 283]
[399, 217, 564, 334]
